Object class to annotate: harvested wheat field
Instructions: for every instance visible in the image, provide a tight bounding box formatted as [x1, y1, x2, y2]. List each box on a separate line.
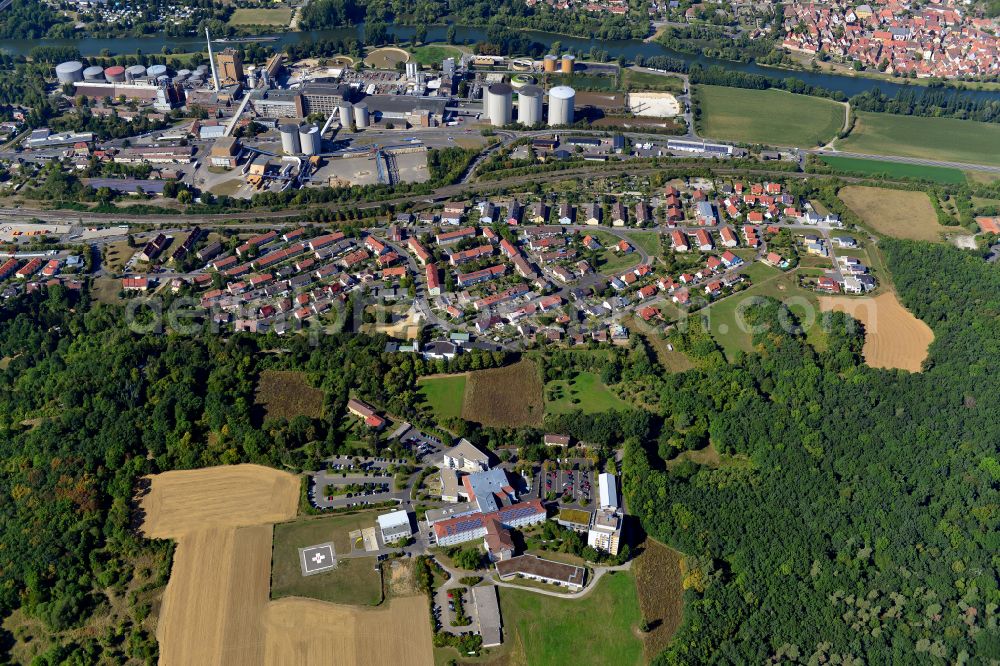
[838, 186, 957, 242]
[820, 292, 934, 372]
[462, 359, 544, 427]
[140, 464, 300, 538]
[263, 596, 433, 666]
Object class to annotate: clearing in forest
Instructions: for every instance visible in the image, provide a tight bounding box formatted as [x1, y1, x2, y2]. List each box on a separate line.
[254, 370, 325, 421]
[633, 539, 685, 660]
[819, 291, 934, 372]
[462, 360, 544, 427]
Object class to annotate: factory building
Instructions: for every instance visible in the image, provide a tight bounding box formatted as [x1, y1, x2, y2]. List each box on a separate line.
[248, 89, 304, 118]
[298, 82, 351, 116]
[547, 86, 575, 126]
[363, 95, 449, 128]
[517, 85, 543, 126]
[217, 48, 244, 86]
[485, 83, 512, 127]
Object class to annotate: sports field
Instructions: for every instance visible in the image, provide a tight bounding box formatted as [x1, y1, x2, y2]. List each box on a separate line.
[228, 8, 291, 25]
[695, 85, 845, 147]
[462, 360, 544, 427]
[838, 186, 953, 242]
[819, 156, 967, 184]
[820, 291, 934, 372]
[417, 373, 467, 420]
[545, 371, 630, 415]
[837, 111, 1000, 167]
[409, 44, 462, 67]
[500, 571, 644, 666]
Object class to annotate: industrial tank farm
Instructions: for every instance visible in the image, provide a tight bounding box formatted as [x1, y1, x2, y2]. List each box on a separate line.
[485, 83, 513, 127]
[548, 86, 575, 126]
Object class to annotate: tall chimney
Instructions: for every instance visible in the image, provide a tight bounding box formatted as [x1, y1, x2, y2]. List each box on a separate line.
[206, 27, 221, 91]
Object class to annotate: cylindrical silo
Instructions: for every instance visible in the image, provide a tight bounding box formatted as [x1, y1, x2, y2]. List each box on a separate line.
[517, 85, 543, 126]
[339, 100, 353, 129]
[485, 83, 512, 127]
[353, 102, 370, 129]
[83, 65, 105, 82]
[104, 66, 126, 83]
[279, 123, 301, 154]
[176, 68, 190, 81]
[125, 65, 146, 81]
[561, 54, 575, 74]
[548, 85, 575, 126]
[56, 61, 84, 84]
[543, 55, 558, 73]
[299, 124, 320, 156]
[147, 64, 168, 79]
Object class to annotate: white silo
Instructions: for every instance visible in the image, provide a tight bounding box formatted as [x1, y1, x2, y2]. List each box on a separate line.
[280, 123, 301, 154]
[339, 100, 353, 129]
[548, 85, 575, 126]
[56, 61, 84, 84]
[353, 102, 370, 129]
[147, 64, 168, 79]
[125, 65, 146, 81]
[299, 124, 320, 156]
[517, 85, 543, 126]
[485, 83, 512, 127]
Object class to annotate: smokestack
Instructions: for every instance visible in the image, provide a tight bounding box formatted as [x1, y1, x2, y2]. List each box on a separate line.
[206, 27, 221, 91]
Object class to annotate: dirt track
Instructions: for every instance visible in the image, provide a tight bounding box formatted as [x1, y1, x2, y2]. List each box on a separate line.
[141, 465, 434, 666]
[820, 292, 934, 372]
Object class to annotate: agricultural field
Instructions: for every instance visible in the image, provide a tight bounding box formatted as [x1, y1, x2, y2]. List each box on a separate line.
[545, 371, 630, 415]
[838, 186, 956, 242]
[632, 539, 685, 660]
[228, 7, 291, 25]
[254, 370, 324, 422]
[462, 360, 544, 427]
[837, 112, 1000, 167]
[417, 373, 467, 420]
[819, 291, 934, 372]
[409, 44, 463, 67]
[264, 596, 433, 666]
[819, 156, 967, 185]
[695, 85, 845, 147]
[499, 571, 644, 666]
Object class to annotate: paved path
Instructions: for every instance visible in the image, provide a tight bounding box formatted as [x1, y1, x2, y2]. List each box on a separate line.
[488, 561, 633, 599]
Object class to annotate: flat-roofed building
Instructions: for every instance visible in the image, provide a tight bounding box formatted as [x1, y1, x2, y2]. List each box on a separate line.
[471, 586, 503, 647]
[376, 509, 412, 544]
[587, 508, 622, 555]
[443, 438, 490, 472]
[598, 472, 619, 510]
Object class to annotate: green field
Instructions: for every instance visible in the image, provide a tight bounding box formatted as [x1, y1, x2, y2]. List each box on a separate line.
[703, 264, 822, 358]
[624, 230, 662, 256]
[591, 230, 642, 273]
[409, 44, 463, 67]
[271, 516, 383, 606]
[545, 371, 630, 415]
[820, 156, 967, 184]
[623, 69, 684, 93]
[500, 571, 644, 666]
[696, 85, 845, 147]
[227, 7, 291, 25]
[417, 374, 467, 420]
[837, 111, 1000, 167]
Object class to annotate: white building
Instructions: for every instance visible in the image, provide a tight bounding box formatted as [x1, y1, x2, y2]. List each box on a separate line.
[598, 472, 619, 510]
[587, 509, 622, 556]
[443, 438, 490, 472]
[377, 510, 412, 544]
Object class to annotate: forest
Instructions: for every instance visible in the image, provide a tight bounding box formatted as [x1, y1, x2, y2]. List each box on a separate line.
[622, 239, 1000, 663]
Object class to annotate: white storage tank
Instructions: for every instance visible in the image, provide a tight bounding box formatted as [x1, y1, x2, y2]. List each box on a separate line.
[279, 123, 301, 154]
[147, 64, 168, 78]
[299, 124, 320, 156]
[175, 68, 190, 81]
[548, 85, 575, 126]
[517, 85, 543, 126]
[485, 82, 512, 127]
[56, 61, 84, 84]
[83, 65, 105, 81]
[353, 102, 370, 129]
[125, 65, 146, 81]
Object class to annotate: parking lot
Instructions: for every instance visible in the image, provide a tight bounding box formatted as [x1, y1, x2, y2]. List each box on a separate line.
[541, 468, 593, 509]
[393, 424, 445, 461]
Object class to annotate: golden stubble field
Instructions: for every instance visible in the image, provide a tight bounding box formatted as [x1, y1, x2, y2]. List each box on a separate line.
[838, 186, 959, 242]
[140, 464, 433, 666]
[820, 291, 934, 372]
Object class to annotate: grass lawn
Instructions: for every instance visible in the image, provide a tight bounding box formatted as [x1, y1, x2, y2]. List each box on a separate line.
[500, 571, 644, 666]
[227, 7, 291, 25]
[819, 155, 967, 184]
[545, 371, 630, 415]
[409, 44, 463, 67]
[591, 230, 642, 274]
[704, 265, 821, 358]
[837, 111, 1000, 167]
[696, 85, 845, 147]
[624, 69, 684, 93]
[417, 374, 467, 420]
[624, 230, 661, 257]
[271, 515, 384, 606]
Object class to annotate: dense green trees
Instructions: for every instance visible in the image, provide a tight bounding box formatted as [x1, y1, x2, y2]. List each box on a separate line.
[624, 240, 1000, 663]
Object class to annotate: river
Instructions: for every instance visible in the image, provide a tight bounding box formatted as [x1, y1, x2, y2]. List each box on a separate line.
[6, 23, 1000, 103]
